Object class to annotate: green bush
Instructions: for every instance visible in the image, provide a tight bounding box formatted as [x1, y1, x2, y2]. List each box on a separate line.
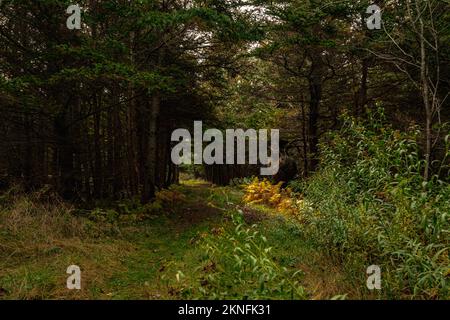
[299, 111, 449, 299]
[192, 213, 307, 299]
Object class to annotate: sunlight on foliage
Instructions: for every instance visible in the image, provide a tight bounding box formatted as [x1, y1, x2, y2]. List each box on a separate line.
[243, 178, 313, 218]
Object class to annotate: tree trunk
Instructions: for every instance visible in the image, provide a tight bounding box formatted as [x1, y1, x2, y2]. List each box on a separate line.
[417, 2, 431, 181]
[308, 59, 323, 172]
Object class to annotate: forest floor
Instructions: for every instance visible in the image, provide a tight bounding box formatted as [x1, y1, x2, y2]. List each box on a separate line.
[0, 180, 371, 300]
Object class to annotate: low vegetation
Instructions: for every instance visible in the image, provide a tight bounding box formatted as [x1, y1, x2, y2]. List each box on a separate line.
[295, 114, 450, 299]
[0, 181, 307, 299]
[0, 115, 448, 300]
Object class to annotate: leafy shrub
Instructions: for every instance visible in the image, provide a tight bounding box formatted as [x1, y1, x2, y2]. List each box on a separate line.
[243, 178, 296, 214]
[243, 178, 313, 219]
[191, 213, 307, 299]
[298, 111, 449, 299]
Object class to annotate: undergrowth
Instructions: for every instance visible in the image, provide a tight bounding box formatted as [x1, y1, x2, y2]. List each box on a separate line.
[286, 111, 450, 299]
[189, 212, 307, 299]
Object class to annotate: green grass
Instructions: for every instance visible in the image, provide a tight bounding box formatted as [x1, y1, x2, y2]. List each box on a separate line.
[0, 178, 388, 300]
[0, 181, 310, 299]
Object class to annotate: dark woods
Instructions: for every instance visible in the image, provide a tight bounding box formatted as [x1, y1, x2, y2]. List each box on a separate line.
[0, 0, 230, 202]
[0, 0, 449, 203]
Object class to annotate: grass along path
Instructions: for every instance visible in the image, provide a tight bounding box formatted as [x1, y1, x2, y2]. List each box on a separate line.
[0, 180, 370, 299]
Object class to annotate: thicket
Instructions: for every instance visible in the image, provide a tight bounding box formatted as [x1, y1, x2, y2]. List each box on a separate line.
[290, 112, 449, 299]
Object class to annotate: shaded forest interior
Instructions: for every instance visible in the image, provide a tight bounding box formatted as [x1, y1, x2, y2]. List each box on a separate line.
[0, 0, 449, 200]
[0, 0, 450, 301]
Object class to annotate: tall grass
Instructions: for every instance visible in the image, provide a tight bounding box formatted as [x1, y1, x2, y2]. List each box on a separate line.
[0, 188, 87, 248]
[292, 111, 449, 299]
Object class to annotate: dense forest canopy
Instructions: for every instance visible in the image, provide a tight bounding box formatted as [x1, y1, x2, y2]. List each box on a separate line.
[0, 0, 449, 301]
[0, 0, 448, 201]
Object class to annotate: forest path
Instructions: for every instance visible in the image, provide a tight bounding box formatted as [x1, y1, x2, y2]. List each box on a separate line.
[96, 180, 357, 299]
[81, 180, 237, 299]
[0, 180, 358, 299]
[0, 180, 231, 299]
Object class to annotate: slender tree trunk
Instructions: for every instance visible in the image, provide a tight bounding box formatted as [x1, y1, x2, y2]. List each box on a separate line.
[55, 112, 75, 200]
[357, 58, 369, 117]
[308, 65, 322, 172]
[300, 97, 309, 177]
[417, 3, 431, 181]
[93, 95, 103, 198]
[145, 92, 161, 200]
